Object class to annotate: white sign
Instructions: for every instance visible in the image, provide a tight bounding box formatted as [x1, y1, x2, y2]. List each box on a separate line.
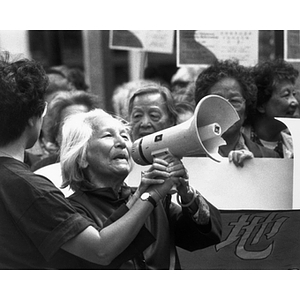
[284, 30, 300, 62]
[277, 118, 300, 208]
[177, 30, 259, 67]
[109, 30, 174, 54]
[126, 157, 293, 210]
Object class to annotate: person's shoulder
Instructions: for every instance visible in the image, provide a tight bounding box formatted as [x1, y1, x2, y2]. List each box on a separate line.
[0, 158, 65, 200]
[14, 160, 64, 194]
[0, 157, 33, 177]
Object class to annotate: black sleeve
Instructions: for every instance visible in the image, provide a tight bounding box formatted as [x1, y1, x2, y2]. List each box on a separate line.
[168, 199, 222, 252]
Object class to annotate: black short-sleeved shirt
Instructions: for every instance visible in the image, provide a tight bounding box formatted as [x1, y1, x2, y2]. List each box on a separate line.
[0, 157, 97, 269]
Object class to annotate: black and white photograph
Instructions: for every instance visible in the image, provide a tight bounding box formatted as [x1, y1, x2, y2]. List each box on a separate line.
[0, 1, 298, 299]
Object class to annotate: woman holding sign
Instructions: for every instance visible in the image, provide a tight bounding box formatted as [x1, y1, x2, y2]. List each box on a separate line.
[194, 59, 280, 166]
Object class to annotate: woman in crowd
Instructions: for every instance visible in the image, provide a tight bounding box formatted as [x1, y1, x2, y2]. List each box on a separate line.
[60, 108, 222, 269]
[244, 59, 299, 158]
[128, 83, 178, 141]
[194, 59, 280, 166]
[112, 79, 154, 121]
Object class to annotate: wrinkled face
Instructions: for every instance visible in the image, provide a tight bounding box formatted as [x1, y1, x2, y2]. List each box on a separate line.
[209, 77, 246, 124]
[85, 116, 132, 183]
[208, 77, 246, 139]
[262, 80, 299, 118]
[130, 92, 174, 141]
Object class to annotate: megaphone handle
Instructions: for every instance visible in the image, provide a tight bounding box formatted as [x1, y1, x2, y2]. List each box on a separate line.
[151, 148, 178, 194]
[169, 184, 178, 194]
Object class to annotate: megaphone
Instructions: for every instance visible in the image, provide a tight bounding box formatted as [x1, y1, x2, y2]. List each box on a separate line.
[131, 94, 239, 165]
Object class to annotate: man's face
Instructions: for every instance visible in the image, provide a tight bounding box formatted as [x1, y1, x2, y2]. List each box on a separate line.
[129, 92, 174, 141]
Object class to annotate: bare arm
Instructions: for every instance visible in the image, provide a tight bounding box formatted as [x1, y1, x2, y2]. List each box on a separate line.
[61, 196, 154, 265]
[62, 157, 172, 266]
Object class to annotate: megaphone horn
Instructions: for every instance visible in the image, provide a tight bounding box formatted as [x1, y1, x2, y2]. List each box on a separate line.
[131, 95, 239, 165]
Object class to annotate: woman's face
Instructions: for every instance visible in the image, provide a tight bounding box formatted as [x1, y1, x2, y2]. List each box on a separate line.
[208, 77, 246, 140]
[85, 116, 133, 183]
[208, 77, 246, 124]
[262, 80, 299, 118]
[130, 92, 174, 141]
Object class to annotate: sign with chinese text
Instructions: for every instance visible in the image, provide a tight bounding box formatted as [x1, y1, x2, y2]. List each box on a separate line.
[177, 30, 259, 67]
[178, 209, 300, 269]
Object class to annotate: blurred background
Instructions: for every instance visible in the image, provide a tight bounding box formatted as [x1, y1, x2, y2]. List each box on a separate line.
[0, 30, 297, 114]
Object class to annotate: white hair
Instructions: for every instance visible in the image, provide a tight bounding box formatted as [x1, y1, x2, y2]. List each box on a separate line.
[60, 109, 114, 191]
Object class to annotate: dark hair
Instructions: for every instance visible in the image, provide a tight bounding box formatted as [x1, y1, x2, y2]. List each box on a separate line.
[0, 52, 49, 146]
[44, 67, 73, 99]
[252, 59, 299, 107]
[66, 67, 89, 91]
[128, 83, 178, 125]
[48, 65, 89, 91]
[194, 59, 257, 119]
[46, 90, 99, 145]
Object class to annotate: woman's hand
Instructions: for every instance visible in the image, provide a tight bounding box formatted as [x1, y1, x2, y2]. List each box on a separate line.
[135, 157, 170, 197]
[228, 149, 254, 167]
[163, 155, 191, 199]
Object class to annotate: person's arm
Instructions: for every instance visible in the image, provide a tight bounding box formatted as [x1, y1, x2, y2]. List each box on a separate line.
[169, 199, 222, 251]
[62, 157, 174, 266]
[166, 156, 213, 225]
[165, 156, 222, 250]
[61, 195, 154, 265]
[176, 181, 210, 225]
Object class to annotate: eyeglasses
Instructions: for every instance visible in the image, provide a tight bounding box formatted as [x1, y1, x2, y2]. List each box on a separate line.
[41, 102, 48, 118]
[228, 97, 246, 109]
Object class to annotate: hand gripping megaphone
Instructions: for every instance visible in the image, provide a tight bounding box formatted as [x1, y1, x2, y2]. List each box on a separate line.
[131, 94, 239, 164]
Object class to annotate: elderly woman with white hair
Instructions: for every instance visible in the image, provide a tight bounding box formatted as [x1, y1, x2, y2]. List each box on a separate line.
[60, 108, 222, 269]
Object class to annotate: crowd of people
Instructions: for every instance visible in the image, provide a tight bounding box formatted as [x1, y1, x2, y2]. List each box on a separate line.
[25, 56, 300, 172]
[0, 48, 299, 269]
